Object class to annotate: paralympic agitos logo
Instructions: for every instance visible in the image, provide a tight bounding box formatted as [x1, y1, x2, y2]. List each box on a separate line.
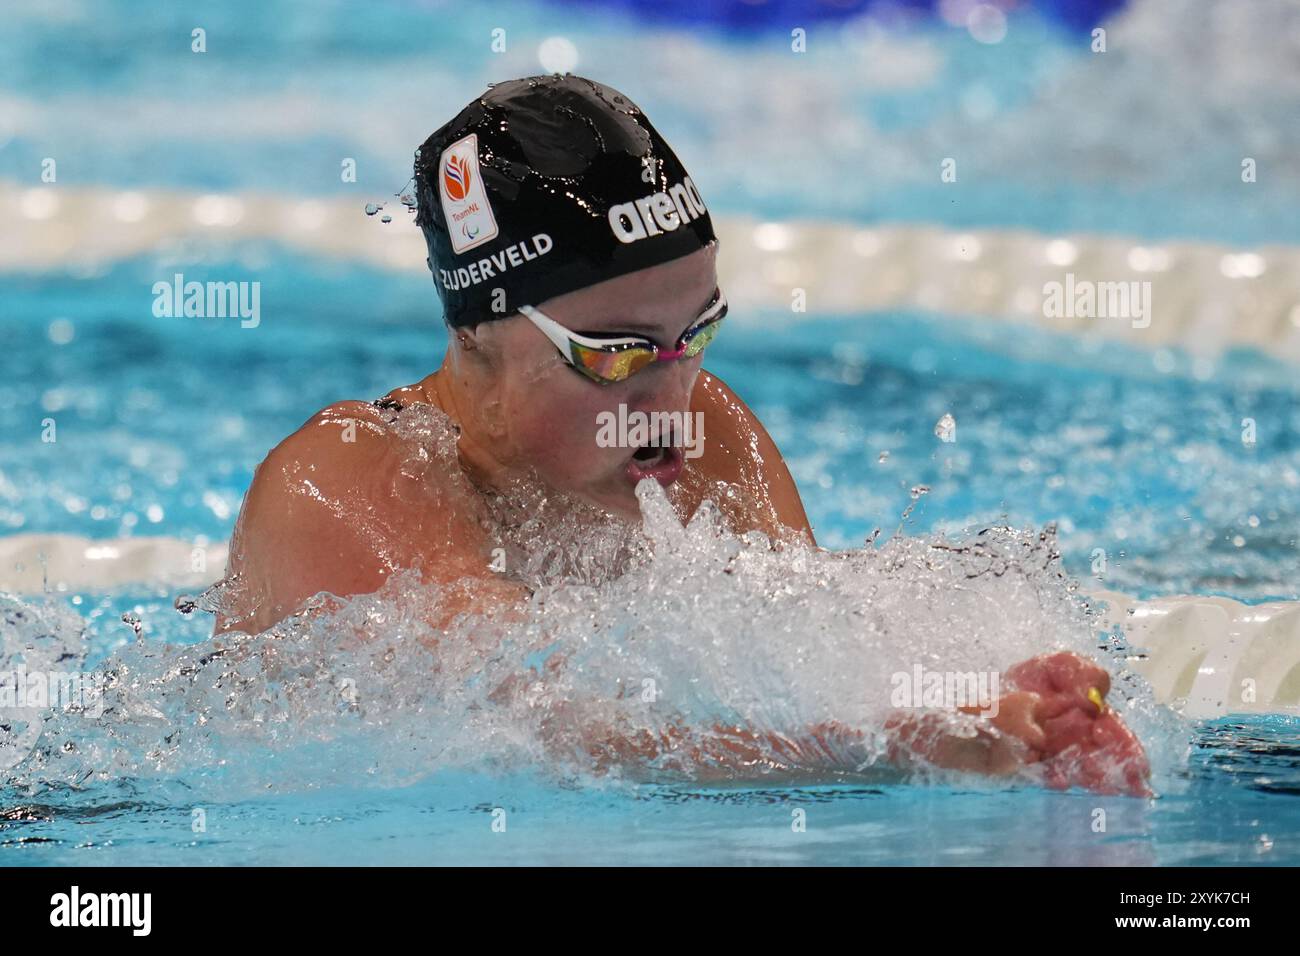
[439, 132, 500, 255]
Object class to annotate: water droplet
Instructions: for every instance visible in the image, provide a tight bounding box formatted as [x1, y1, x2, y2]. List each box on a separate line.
[934, 413, 956, 441]
[365, 203, 382, 217]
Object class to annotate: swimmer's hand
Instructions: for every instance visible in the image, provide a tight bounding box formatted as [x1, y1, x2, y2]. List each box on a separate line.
[884, 652, 1152, 797]
[1000, 651, 1151, 797]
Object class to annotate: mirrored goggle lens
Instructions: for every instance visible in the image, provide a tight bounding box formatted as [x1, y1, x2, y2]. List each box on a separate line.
[682, 317, 724, 358]
[570, 344, 658, 383]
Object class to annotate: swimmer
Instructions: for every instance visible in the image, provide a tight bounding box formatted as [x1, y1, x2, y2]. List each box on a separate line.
[215, 74, 1150, 795]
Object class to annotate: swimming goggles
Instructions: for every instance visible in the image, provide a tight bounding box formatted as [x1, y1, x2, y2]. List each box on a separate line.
[518, 289, 727, 385]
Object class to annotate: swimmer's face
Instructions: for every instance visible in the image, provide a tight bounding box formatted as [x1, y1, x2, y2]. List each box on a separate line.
[478, 242, 718, 519]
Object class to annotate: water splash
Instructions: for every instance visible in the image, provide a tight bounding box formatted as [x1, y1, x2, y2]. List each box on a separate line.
[0, 428, 1188, 801]
[364, 180, 418, 225]
[934, 412, 956, 442]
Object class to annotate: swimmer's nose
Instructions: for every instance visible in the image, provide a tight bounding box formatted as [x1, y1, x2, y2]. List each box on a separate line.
[626, 353, 697, 410]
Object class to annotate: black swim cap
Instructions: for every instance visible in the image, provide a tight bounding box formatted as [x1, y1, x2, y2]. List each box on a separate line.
[414, 74, 717, 329]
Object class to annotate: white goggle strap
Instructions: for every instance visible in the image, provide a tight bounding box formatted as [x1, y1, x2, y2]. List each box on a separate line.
[699, 290, 727, 324]
[517, 305, 649, 359]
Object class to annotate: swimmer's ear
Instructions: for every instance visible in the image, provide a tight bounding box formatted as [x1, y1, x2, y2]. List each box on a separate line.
[449, 324, 508, 440]
[452, 323, 484, 353]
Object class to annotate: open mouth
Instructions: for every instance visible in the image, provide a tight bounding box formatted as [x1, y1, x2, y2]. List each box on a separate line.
[625, 436, 685, 487]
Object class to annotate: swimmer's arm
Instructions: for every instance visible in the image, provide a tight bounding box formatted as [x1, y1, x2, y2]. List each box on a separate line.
[576, 717, 1028, 780]
[215, 403, 388, 635]
[575, 719, 876, 780]
[215, 401, 531, 636]
[492, 651, 1065, 782]
[489, 656, 870, 778]
[571, 663, 1149, 788]
[684, 371, 816, 547]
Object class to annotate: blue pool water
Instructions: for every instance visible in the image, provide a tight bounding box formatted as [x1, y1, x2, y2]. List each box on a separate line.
[3, 0, 1299, 864]
[5, 254, 1298, 601]
[3, 252, 1298, 865]
[1, 716, 1294, 866]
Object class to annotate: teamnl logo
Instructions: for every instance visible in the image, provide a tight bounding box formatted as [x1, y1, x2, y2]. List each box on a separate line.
[439, 132, 499, 254]
[152, 273, 260, 328]
[890, 664, 1000, 717]
[596, 404, 705, 459]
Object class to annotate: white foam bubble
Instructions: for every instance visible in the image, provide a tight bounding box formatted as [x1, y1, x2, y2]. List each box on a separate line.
[1, 466, 1188, 800]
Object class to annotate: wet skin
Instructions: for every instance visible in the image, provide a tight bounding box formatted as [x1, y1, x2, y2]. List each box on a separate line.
[217, 242, 812, 636]
[884, 652, 1153, 796]
[216, 242, 1151, 793]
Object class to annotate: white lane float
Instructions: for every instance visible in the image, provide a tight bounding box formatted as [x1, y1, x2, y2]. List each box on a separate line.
[6, 180, 1300, 358]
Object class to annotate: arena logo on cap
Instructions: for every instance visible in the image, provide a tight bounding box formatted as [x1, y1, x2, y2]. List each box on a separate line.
[439, 132, 499, 254]
[608, 176, 707, 245]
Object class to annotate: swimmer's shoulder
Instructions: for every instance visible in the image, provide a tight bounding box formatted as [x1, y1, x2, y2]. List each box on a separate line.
[277, 369, 446, 476]
[218, 387, 471, 633]
[688, 369, 771, 468]
[372, 371, 443, 417]
[248, 387, 457, 521]
[684, 369, 815, 545]
[259, 399, 416, 481]
[691, 370, 746, 424]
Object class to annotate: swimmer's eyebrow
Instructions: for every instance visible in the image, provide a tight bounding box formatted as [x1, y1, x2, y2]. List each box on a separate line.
[582, 287, 721, 341]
